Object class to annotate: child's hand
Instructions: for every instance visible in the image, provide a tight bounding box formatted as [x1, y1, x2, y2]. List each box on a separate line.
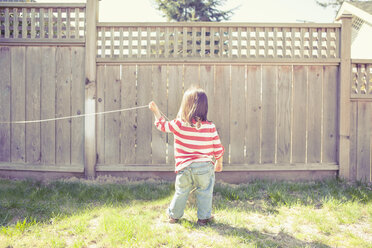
[214, 157, 223, 172]
[149, 101, 158, 112]
[149, 101, 161, 119]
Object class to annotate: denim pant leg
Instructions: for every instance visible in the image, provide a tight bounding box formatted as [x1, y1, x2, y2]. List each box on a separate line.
[190, 162, 215, 220]
[167, 167, 193, 219]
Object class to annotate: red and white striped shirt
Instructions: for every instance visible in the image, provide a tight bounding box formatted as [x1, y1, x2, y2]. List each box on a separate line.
[155, 117, 224, 172]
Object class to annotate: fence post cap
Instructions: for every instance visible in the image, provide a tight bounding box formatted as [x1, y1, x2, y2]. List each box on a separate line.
[336, 13, 353, 21]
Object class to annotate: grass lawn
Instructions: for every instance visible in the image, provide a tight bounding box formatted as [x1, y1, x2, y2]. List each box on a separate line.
[0, 177, 371, 248]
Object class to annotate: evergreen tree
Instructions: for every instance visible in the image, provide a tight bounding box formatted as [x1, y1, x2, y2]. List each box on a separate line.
[316, 0, 370, 9]
[154, 0, 236, 22]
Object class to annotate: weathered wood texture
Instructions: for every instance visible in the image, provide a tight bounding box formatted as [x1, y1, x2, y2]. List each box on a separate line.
[2, 8, 368, 182]
[0, 46, 85, 167]
[96, 64, 340, 172]
[349, 101, 372, 182]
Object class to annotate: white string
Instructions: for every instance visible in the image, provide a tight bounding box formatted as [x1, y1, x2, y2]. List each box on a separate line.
[0, 105, 149, 124]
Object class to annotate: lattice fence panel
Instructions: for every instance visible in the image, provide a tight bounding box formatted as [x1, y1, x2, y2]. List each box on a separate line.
[97, 24, 340, 60]
[351, 62, 372, 99]
[0, 4, 85, 41]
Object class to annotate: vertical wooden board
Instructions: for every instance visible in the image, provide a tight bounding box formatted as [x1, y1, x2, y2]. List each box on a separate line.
[356, 102, 371, 182]
[307, 66, 322, 163]
[41, 47, 56, 165]
[96, 65, 105, 165]
[215, 65, 230, 164]
[323, 66, 338, 163]
[349, 102, 358, 181]
[26, 47, 41, 164]
[11, 47, 26, 163]
[276, 65, 291, 164]
[55, 47, 71, 165]
[152, 65, 167, 164]
[121, 65, 137, 164]
[292, 65, 307, 163]
[71, 47, 85, 165]
[0, 47, 11, 162]
[230, 65, 245, 164]
[104, 65, 121, 164]
[246, 65, 261, 164]
[200, 65, 215, 122]
[261, 66, 276, 164]
[167, 65, 183, 165]
[136, 65, 152, 164]
[184, 65, 199, 90]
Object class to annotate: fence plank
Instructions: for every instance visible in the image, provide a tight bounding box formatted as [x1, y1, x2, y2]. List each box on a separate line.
[356, 102, 371, 182]
[246, 65, 261, 164]
[277, 65, 291, 163]
[261, 66, 276, 163]
[136, 65, 152, 164]
[48, 8, 53, 39]
[292, 65, 307, 163]
[26, 47, 41, 163]
[13, 8, 19, 39]
[71, 47, 84, 165]
[184, 65, 199, 89]
[41, 47, 56, 164]
[56, 47, 71, 164]
[31, 8, 35, 39]
[200, 65, 215, 122]
[215, 65, 230, 164]
[323, 66, 338, 163]
[230, 65, 245, 163]
[11, 47, 26, 163]
[168, 65, 183, 165]
[0, 47, 11, 162]
[96, 65, 105, 164]
[349, 102, 358, 180]
[152, 65, 167, 164]
[121, 65, 137, 164]
[40, 8, 45, 39]
[5, 8, 10, 39]
[307, 65, 322, 163]
[104, 65, 121, 164]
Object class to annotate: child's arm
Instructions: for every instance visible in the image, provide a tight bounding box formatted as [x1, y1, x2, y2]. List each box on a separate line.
[149, 101, 173, 133]
[215, 156, 223, 172]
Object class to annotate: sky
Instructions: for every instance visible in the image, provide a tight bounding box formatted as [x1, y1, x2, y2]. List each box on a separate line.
[36, 0, 338, 23]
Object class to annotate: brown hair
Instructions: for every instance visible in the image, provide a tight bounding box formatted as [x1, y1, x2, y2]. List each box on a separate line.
[177, 86, 208, 127]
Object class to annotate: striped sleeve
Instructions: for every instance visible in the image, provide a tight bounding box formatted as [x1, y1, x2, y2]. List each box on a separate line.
[211, 124, 224, 159]
[154, 117, 178, 133]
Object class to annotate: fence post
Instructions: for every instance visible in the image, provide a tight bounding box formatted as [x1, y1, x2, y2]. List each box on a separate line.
[338, 14, 352, 180]
[84, 0, 98, 179]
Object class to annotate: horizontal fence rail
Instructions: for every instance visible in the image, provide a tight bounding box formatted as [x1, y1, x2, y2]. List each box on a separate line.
[0, 3, 86, 44]
[97, 23, 341, 62]
[351, 59, 372, 99]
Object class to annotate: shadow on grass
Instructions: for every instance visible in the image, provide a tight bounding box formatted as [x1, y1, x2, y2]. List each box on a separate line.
[176, 218, 331, 248]
[210, 222, 332, 248]
[0, 178, 174, 227]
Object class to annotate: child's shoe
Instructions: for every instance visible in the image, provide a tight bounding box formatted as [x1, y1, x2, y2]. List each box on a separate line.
[197, 216, 214, 226]
[169, 217, 179, 224]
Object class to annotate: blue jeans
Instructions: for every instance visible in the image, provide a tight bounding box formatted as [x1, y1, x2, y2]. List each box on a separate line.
[167, 162, 215, 220]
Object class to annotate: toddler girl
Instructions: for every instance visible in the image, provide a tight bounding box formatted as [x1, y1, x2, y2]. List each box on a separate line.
[149, 86, 224, 226]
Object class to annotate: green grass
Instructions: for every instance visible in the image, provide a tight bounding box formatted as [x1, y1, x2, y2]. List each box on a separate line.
[0, 177, 371, 248]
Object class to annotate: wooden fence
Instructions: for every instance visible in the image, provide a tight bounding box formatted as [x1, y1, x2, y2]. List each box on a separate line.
[0, 1, 371, 182]
[349, 60, 372, 182]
